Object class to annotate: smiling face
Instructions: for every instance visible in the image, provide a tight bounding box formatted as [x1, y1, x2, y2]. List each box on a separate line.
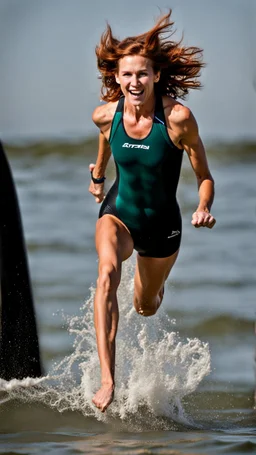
[115, 55, 160, 107]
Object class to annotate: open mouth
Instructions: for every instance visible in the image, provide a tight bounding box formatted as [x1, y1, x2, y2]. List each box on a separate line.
[129, 90, 144, 96]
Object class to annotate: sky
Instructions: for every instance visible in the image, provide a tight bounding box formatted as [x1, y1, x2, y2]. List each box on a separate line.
[0, 0, 255, 142]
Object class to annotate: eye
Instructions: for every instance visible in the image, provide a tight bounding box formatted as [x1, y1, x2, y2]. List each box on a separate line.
[122, 72, 132, 77]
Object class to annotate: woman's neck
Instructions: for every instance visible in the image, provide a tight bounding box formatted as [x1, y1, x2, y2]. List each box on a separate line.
[124, 95, 156, 121]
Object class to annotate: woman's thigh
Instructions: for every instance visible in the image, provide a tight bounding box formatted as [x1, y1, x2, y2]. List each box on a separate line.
[134, 249, 179, 299]
[95, 214, 134, 265]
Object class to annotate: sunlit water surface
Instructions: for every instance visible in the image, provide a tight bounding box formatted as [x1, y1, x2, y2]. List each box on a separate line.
[1, 139, 255, 454]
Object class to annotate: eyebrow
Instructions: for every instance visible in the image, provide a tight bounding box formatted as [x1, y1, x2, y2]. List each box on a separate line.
[120, 68, 148, 73]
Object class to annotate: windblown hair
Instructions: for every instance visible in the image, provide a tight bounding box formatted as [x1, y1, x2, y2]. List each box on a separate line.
[96, 10, 205, 102]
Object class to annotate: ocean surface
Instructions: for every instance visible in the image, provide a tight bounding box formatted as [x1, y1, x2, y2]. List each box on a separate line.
[1, 138, 255, 454]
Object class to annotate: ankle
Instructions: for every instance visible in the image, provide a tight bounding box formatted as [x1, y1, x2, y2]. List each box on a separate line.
[101, 381, 115, 389]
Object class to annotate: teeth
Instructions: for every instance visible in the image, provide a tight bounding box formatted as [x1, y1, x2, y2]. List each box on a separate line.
[130, 90, 143, 95]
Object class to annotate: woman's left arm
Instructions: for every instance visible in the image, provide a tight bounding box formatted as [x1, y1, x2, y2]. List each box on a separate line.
[179, 108, 216, 229]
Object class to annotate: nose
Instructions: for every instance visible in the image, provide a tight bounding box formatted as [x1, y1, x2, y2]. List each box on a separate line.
[130, 74, 139, 87]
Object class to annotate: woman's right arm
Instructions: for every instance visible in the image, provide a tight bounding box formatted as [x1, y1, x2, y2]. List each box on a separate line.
[88, 131, 112, 203]
[89, 103, 115, 203]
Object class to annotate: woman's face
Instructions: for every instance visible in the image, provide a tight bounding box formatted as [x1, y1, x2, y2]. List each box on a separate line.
[115, 55, 160, 107]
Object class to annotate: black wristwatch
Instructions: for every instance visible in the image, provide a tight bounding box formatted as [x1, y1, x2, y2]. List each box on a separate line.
[90, 170, 106, 184]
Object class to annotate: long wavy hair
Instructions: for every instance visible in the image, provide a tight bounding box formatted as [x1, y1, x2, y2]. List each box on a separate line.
[95, 10, 205, 102]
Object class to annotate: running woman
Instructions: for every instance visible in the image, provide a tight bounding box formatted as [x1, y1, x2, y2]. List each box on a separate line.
[89, 9, 216, 412]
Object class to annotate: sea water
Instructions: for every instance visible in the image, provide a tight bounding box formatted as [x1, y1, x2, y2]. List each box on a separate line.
[0, 139, 255, 454]
[0, 258, 211, 432]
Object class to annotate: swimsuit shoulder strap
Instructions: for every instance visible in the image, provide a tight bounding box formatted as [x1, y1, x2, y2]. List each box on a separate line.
[154, 95, 181, 150]
[109, 97, 124, 144]
[153, 95, 171, 144]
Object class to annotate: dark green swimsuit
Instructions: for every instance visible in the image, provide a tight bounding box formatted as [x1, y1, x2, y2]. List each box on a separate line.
[99, 95, 183, 258]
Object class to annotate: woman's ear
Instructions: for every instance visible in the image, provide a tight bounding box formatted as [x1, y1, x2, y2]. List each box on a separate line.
[154, 71, 161, 83]
[115, 74, 120, 84]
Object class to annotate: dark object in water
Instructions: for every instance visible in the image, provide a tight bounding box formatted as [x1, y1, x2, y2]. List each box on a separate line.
[0, 141, 42, 380]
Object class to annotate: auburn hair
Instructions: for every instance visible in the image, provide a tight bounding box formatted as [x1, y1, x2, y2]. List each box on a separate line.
[95, 9, 205, 102]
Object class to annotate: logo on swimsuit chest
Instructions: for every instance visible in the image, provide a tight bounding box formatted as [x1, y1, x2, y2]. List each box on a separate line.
[122, 142, 150, 150]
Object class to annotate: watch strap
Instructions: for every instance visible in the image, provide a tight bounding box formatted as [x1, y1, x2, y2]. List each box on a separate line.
[91, 170, 106, 184]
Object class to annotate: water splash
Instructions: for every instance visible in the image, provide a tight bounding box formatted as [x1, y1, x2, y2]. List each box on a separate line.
[0, 257, 211, 428]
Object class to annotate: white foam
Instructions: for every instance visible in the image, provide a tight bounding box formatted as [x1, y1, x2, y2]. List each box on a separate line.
[0, 257, 211, 427]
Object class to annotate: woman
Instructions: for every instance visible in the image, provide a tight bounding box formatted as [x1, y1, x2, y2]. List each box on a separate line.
[89, 10, 215, 412]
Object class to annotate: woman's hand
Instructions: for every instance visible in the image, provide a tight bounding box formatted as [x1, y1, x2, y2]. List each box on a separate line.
[88, 163, 105, 203]
[191, 210, 216, 229]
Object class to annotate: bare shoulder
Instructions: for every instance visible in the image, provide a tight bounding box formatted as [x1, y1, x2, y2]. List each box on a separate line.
[162, 96, 198, 135]
[92, 101, 118, 132]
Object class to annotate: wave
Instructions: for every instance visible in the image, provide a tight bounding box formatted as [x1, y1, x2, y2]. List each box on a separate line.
[4, 137, 256, 162]
[0, 259, 211, 430]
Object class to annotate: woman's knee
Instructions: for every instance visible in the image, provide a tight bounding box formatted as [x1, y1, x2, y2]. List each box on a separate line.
[133, 296, 158, 317]
[97, 263, 121, 296]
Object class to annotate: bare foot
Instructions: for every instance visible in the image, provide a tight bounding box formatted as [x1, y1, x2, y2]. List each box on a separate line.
[92, 384, 114, 412]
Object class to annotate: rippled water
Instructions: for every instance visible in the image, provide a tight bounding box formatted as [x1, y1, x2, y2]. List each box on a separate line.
[1, 139, 255, 454]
